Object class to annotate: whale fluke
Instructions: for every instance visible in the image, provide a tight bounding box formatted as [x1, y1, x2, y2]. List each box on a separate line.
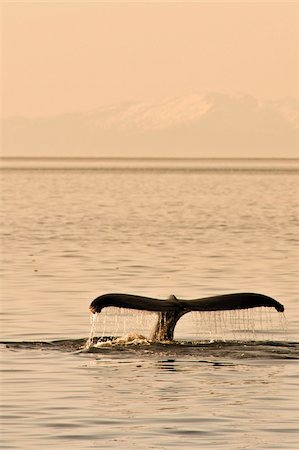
[89, 292, 284, 341]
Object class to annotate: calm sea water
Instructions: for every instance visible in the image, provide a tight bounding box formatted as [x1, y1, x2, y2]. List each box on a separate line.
[1, 158, 298, 449]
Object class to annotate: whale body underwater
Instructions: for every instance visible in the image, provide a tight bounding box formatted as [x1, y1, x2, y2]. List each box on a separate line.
[89, 292, 284, 341]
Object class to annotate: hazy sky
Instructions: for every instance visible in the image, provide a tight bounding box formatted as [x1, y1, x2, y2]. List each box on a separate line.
[2, 1, 298, 118]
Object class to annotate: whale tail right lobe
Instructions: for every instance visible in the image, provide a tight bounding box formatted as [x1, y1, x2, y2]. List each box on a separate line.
[184, 293, 284, 313]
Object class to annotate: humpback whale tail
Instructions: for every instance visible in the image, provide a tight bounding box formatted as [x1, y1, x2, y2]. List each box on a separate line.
[89, 292, 284, 341]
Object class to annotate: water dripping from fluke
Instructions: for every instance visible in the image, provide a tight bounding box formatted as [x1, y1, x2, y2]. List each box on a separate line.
[86, 292, 287, 349]
[2, 291, 294, 359]
[84, 313, 98, 350]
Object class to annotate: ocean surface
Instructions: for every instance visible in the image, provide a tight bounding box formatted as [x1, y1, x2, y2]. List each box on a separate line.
[1, 158, 298, 449]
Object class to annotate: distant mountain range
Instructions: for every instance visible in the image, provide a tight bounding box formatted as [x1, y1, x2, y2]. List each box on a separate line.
[2, 93, 298, 157]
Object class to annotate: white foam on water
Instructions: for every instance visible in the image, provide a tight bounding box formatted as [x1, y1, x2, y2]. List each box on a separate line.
[95, 332, 151, 347]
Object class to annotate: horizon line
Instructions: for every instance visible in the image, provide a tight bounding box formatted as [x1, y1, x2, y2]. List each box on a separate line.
[1, 156, 299, 161]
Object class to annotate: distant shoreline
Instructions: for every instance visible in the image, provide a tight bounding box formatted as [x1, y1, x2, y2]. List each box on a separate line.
[1, 156, 298, 172]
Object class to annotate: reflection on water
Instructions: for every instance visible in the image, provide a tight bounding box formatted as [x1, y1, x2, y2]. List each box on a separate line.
[1, 160, 298, 449]
[1, 346, 298, 450]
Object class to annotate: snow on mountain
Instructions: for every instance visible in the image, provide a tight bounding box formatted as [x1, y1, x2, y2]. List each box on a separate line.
[2, 93, 298, 157]
[85, 94, 211, 131]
